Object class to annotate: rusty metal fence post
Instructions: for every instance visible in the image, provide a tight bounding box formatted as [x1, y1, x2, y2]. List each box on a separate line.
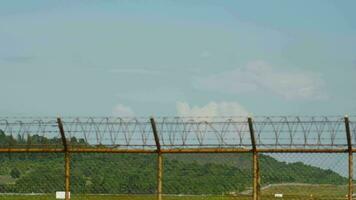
[1, 116, 354, 199]
[345, 116, 353, 200]
[248, 117, 260, 200]
[151, 117, 163, 200]
[57, 118, 70, 200]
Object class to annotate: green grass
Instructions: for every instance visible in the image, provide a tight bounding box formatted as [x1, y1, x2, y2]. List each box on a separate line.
[0, 194, 347, 200]
[261, 184, 349, 198]
[0, 184, 352, 200]
[0, 195, 250, 200]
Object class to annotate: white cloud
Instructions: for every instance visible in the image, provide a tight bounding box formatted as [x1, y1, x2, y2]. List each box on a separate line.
[112, 104, 135, 117]
[194, 61, 327, 100]
[176, 101, 249, 117]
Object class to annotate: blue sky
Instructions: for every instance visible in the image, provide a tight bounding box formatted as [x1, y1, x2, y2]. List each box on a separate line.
[1, 0, 356, 117]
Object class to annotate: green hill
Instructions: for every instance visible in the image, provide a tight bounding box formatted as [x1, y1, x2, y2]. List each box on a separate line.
[0, 132, 347, 195]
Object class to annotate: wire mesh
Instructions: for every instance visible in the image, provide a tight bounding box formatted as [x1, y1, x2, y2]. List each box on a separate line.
[69, 153, 157, 200]
[163, 153, 252, 199]
[260, 153, 349, 200]
[0, 153, 64, 200]
[0, 116, 354, 200]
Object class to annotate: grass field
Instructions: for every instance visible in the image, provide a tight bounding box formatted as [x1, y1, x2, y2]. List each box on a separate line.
[0, 184, 352, 200]
[0, 195, 350, 200]
[261, 184, 349, 198]
[0, 195, 250, 200]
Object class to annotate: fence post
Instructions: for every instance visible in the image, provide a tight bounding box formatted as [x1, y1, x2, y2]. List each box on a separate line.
[151, 117, 162, 200]
[248, 117, 260, 200]
[57, 118, 70, 200]
[345, 116, 353, 200]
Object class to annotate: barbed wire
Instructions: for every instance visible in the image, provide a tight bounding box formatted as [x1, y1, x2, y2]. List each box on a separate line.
[0, 116, 354, 149]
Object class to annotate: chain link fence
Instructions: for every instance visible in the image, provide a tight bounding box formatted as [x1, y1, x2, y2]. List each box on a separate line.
[163, 153, 252, 198]
[0, 116, 355, 200]
[69, 153, 157, 199]
[260, 153, 349, 200]
[0, 153, 64, 200]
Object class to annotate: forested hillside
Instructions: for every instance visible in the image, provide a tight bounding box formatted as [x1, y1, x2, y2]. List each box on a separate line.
[0, 132, 347, 195]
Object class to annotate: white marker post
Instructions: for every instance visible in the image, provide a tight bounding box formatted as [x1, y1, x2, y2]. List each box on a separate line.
[274, 193, 283, 198]
[56, 191, 70, 199]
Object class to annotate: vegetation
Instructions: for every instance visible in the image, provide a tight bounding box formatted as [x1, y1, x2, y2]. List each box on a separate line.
[9, 168, 20, 179]
[0, 133, 348, 197]
[0, 192, 350, 200]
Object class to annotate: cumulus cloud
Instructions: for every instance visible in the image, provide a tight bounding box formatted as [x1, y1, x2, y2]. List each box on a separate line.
[176, 101, 249, 117]
[112, 104, 135, 117]
[194, 61, 327, 100]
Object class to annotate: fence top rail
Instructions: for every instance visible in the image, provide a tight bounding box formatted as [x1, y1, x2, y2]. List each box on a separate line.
[0, 116, 354, 150]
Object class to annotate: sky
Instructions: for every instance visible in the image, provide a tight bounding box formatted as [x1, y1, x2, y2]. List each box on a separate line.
[1, 0, 356, 117]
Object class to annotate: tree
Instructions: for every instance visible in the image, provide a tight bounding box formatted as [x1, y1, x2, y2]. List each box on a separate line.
[10, 168, 21, 179]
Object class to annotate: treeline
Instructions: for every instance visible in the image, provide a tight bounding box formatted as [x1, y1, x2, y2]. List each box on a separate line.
[0, 153, 347, 195]
[0, 130, 86, 146]
[0, 133, 347, 194]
